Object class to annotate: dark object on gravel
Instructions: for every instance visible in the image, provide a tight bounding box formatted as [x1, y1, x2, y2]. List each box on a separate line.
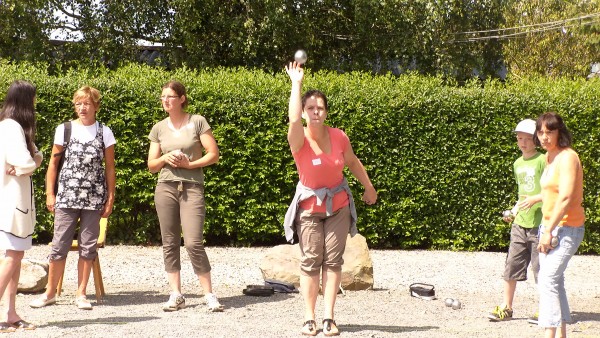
[409, 283, 436, 300]
[264, 279, 299, 293]
[243, 285, 274, 297]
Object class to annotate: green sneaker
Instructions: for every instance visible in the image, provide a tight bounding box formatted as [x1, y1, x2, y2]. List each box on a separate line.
[487, 305, 513, 321]
[527, 312, 538, 325]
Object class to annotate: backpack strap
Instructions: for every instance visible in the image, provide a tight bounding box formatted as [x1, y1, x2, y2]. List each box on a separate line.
[53, 121, 72, 159]
[51, 121, 72, 194]
[63, 121, 72, 148]
[98, 122, 104, 144]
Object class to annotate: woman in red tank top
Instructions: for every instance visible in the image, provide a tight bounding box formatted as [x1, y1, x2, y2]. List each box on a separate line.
[285, 61, 377, 336]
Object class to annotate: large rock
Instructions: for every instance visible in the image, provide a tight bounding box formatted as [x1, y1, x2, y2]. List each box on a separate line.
[341, 234, 374, 290]
[260, 233, 373, 290]
[260, 244, 303, 287]
[0, 257, 49, 293]
[18, 259, 48, 293]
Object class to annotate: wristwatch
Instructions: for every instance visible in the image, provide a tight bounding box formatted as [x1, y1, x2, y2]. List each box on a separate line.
[550, 236, 559, 248]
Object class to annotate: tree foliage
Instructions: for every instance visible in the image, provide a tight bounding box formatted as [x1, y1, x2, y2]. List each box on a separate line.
[0, 0, 50, 62]
[502, 0, 600, 77]
[2, 0, 575, 79]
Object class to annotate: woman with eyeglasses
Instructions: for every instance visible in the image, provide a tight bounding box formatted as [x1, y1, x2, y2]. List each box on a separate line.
[30, 86, 116, 311]
[0, 80, 43, 331]
[147, 80, 223, 312]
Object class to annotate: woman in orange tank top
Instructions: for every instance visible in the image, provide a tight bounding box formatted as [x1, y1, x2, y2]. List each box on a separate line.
[534, 112, 585, 338]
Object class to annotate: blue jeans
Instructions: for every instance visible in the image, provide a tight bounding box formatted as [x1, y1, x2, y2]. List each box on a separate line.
[538, 225, 585, 327]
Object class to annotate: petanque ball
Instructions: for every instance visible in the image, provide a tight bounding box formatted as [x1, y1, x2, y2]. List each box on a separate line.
[502, 210, 512, 218]
[451, 299, 462, 310]
[294, 49, 307, 65]
[445, 298, 453, 307]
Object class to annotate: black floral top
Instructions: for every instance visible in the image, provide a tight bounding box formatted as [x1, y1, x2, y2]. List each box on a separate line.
[55, 123, 106, 210]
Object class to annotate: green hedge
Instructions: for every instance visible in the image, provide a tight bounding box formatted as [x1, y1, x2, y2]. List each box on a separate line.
[1, 61, 599, 253]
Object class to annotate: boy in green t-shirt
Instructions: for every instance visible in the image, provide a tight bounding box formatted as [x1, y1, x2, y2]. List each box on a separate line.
[488, 119, 545, 323]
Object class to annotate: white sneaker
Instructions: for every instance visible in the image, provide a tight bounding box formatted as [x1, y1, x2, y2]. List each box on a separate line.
[163, 293, 186, 312]
[204, 293, 224, 312]
[75, 295, 93, 310]
[29, 295, 57, 308]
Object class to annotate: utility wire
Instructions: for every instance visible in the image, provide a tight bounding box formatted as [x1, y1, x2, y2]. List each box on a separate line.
[317, 12, 600, 43]
[454, 12, 600, 36]
[452, 18, 600, 43]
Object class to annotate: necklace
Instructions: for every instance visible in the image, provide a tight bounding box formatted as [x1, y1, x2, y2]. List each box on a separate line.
[171, 114, 189, 136]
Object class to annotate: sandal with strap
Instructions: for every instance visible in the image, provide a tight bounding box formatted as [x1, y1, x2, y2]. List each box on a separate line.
[0, 322, 16, 333]
[322, 319, 340, 336]
[10, 320, 36, 330]
[301, 320, 317, 336]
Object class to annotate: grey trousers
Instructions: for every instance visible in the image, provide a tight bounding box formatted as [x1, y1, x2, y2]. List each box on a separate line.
[154, 181, 211, 274]
[50, 208, 102, 261]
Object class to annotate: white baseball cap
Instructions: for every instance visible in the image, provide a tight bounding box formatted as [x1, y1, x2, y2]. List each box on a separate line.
[514, 119, 536, 135]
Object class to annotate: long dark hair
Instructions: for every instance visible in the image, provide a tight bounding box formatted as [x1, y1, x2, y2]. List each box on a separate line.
[0, 80, 37, 156]
[534, 112, 572, 148]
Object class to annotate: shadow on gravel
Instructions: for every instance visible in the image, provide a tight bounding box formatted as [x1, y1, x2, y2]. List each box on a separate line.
[98, 291, 184, 307]
[369, 288, 390, 291]
[572, 312, 600, 322]
[93, 291, 298, 309]
[221, 293, 298, 308]
[45, 316, 160, 328]
[341, 324, 438, 334]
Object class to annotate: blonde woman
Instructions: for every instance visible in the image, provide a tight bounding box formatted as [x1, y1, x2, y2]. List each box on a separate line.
[30, 86, 116, 310]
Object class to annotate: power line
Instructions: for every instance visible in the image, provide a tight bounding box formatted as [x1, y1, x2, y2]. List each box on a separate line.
[317, 12, 600, 43]
[452, 17, 600, 43]
[454, 12, 600, 36]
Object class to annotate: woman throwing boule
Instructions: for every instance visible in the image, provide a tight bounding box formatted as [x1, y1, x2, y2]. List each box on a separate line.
[283, 62, 377, 336]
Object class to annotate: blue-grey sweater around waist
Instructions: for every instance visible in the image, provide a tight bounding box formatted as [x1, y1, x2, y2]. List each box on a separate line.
[283, 177, 358, 244]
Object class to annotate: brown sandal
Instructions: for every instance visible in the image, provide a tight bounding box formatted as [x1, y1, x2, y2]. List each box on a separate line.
[301, 320, 317, 336]
[322, 319, 340, 336]
[0, 322, 16, 333]
[11, 320, 36, 330]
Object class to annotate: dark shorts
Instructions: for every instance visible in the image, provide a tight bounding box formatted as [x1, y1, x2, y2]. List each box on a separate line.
[503, 223, 539, 282]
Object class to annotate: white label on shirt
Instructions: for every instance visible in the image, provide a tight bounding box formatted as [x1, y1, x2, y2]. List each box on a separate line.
[312, 158, 321, 166]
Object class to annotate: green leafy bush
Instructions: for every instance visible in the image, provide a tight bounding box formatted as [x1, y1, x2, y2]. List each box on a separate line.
[1, 61, 599, 253]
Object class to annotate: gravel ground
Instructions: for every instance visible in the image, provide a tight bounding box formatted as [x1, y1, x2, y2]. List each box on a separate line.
[5, 245, 600, 337]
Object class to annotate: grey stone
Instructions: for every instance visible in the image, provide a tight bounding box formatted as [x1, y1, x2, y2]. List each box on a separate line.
[259, 233, 374, 290]
[341, 234, 374, 290]
[18, 258, 48, 293]
[259, 243, 302, 288]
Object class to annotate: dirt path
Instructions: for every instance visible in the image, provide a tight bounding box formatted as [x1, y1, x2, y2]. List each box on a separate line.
[7, 246, 600, 337]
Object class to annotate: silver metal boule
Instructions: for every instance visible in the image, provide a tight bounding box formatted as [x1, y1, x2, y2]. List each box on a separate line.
[445, 298, 453, 307]
[502, 210, 512, 218]
[294, 49, 307, 65]
[451, 299, 462, 310]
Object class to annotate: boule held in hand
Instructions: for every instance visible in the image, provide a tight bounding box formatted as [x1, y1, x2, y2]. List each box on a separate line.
[294, 49, 307, 65]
